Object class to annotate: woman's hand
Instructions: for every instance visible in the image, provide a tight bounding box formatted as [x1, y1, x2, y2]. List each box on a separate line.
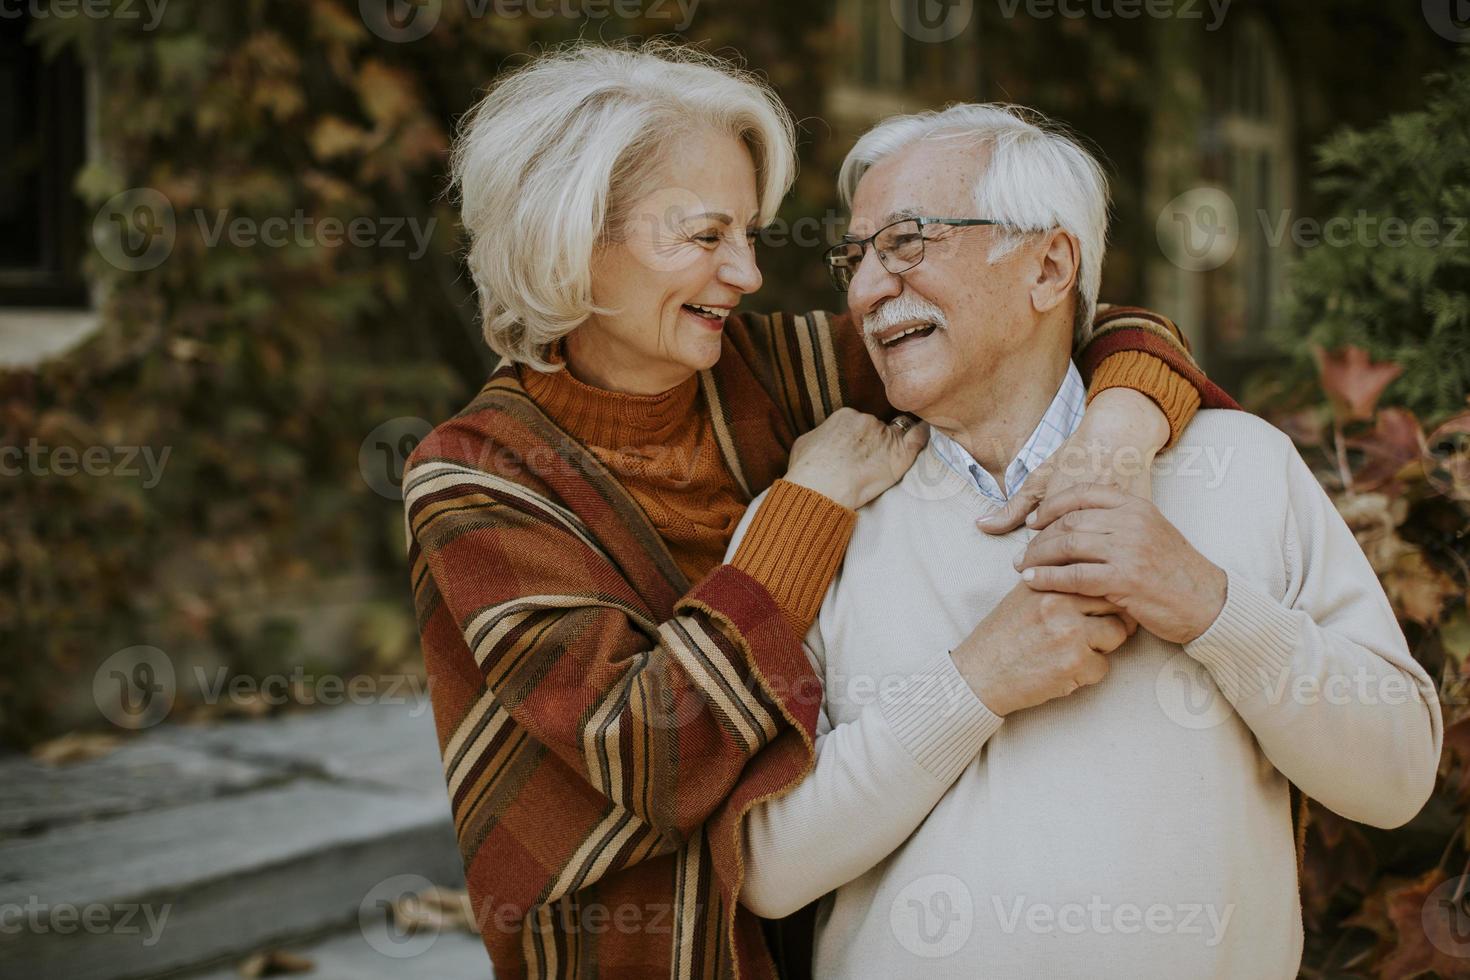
[976, 387, 1169, 534]
[784, 409, 931, 510]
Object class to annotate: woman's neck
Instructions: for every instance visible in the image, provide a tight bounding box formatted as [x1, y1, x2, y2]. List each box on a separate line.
[563, 329, 695, 396]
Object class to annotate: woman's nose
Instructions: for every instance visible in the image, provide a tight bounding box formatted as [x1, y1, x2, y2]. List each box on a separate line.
[720, 239, 763, 294]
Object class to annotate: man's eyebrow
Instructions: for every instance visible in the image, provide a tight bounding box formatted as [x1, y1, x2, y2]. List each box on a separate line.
[882, 207, 924, 224]
[842, 207, 923, 241]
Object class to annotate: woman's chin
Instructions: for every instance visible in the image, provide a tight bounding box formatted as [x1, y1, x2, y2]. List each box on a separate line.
[676, 332, 725, 373]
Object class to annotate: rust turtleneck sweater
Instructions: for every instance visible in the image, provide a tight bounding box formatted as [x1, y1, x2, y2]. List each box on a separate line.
[520, 344, 854, 636]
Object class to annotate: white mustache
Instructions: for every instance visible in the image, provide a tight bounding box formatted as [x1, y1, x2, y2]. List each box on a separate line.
[862, 293, 948, 339]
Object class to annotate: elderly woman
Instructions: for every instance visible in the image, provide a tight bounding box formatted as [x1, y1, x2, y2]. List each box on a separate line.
[404, 41, 1231, 980]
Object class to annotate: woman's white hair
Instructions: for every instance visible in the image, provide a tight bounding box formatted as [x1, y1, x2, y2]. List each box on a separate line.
[449, 40, 798, 370]
[838, 104, 1110, 340]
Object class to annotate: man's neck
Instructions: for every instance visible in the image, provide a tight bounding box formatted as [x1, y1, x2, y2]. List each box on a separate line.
[936, 355, 1072, 487]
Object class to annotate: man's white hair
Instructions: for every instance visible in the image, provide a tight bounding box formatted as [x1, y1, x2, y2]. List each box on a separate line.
[838, 104, 1110, 340]
[450, 40, 798, 370]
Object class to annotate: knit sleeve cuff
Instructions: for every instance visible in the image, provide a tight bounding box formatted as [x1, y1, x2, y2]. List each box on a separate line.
[729, 479, 857, 637]
[878, 651, 1004, 783]
[1086, 350, 1202, 449]
[1184, 570, 1298, 700]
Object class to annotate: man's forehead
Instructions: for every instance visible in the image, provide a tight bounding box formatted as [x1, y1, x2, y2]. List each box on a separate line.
[847, 139, 984, 233]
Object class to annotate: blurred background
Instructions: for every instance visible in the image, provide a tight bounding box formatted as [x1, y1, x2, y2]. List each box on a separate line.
[2, 0, 1468, 977]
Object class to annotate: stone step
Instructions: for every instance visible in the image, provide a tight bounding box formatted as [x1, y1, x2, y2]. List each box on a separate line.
[182, 917, 492, 979]
[0, 701, 476, 980]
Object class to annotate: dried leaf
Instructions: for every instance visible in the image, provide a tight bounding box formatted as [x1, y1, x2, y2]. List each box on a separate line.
[1384, 551, 1460, 626]
[357, 60, 419, 128]
[1347, 407, 1425, 491]
[1377, 869, 1470, 979]
[392, 886, 477, 935]
[30, 732, 123, 766]
[1314, 345, 1404, 423]
[236, 949, 315, 977]
[309, 116, 374, 162]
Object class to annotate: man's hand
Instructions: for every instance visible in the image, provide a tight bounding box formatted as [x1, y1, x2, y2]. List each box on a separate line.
[977, 387, 1166, 534]
[1014, 483, 1227, 645]
[950, 584, 1135, 717]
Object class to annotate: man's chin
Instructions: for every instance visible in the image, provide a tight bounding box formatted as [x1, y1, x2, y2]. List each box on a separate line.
[879, 375, 937, 418]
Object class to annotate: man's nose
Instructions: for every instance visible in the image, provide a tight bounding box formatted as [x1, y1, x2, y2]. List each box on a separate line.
[846, 247, 902, 322]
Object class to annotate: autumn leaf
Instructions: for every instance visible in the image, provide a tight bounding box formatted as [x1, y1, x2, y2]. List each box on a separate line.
[1347, 407, 1425, 491]
[357, 60, 420, 128]
[1377, 869, 1470, 979]
[1314, 345, 1404, 423]
[237, 949, 315, 977]
[309, 116, 375, 161]
[1334, 491, 1410, 573]
[1383, 550, 1460, 626]
[392, 886, 478, 935]
[31, 731, 123, 766]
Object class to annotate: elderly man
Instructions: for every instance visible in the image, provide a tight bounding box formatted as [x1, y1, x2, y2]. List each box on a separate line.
[729, 104, 1443, 978]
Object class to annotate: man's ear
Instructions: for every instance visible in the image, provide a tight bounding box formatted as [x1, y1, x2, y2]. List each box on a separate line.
[1030, 229, 1080, 314]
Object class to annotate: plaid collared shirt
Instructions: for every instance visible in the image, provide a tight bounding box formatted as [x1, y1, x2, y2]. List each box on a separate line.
[931, 361, 1087, 503]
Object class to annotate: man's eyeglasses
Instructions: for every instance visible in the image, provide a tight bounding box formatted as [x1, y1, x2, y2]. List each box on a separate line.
[824, 217, 1001, 292]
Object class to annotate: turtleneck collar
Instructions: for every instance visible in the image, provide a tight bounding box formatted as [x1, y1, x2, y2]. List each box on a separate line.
[518, 340, 701, 449]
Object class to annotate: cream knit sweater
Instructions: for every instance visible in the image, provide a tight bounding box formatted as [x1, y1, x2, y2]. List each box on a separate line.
[729, 410, 1442, 980]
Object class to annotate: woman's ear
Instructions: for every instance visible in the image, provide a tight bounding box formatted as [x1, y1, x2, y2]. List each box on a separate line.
[1030, 229, 1080, 314]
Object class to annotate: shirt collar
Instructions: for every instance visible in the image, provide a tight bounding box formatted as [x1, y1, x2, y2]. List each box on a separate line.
[930, 361, 1087, 503]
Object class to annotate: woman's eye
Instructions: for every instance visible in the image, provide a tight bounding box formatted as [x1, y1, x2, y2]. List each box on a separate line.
[694, 234, 721, 245]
